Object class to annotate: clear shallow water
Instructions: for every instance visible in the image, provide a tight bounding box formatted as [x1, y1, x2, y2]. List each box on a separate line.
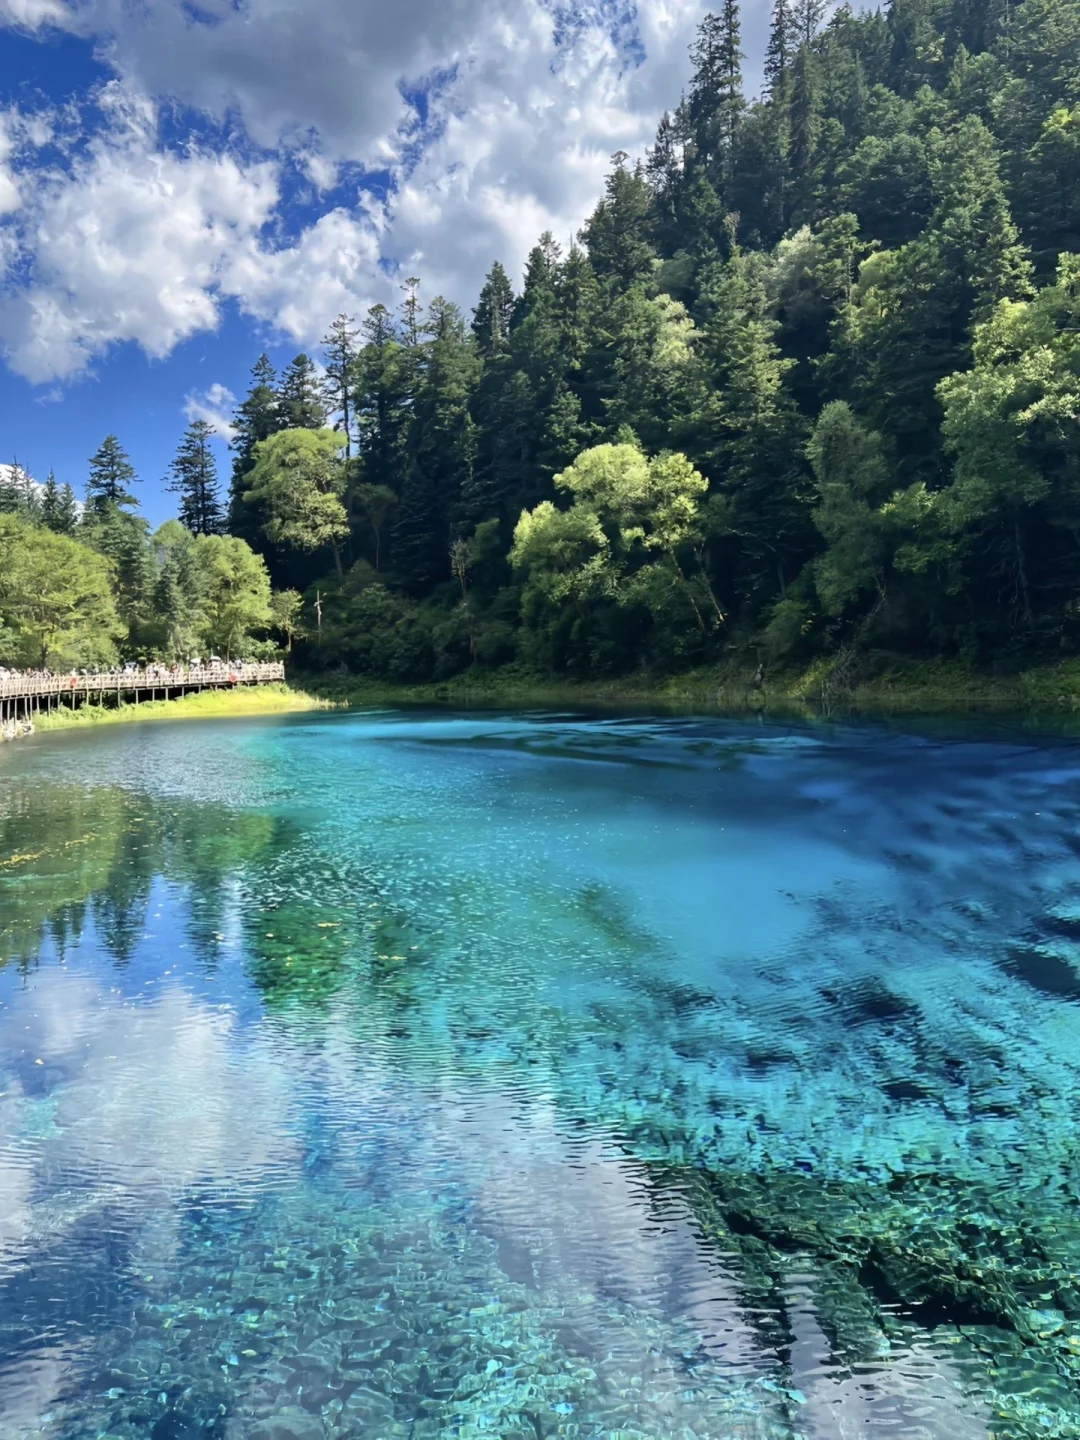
[2, 712, 1080, 1439]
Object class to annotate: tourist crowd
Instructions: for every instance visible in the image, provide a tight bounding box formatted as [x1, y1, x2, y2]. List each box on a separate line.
[0, 658, 268, 686]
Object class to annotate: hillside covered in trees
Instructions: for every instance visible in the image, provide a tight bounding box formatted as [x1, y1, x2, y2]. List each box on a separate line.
[4, 0, 1080, 687]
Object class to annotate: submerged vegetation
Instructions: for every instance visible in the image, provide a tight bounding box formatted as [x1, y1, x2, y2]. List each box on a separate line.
[5, 0, 1080, 704]
[8, 717, 1080, 1436]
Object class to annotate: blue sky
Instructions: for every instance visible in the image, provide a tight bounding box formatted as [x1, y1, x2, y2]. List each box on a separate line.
[0, 0, 780, 527]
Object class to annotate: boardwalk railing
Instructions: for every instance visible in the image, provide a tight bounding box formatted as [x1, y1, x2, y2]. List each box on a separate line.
[0, 661, 286, 704]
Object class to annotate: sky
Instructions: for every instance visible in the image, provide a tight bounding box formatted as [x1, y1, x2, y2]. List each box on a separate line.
[0, 0, 784, 526]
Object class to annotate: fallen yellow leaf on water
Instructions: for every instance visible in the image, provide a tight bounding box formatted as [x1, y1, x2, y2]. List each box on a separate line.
[0, 851, 45, 869]
[242, 1349, 257, 1358]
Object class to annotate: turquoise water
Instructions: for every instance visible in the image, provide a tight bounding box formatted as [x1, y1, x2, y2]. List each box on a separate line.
[3, 711, 1080, 1439]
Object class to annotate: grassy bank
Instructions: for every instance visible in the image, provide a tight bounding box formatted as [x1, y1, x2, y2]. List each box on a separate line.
[303, 655, 1080, 718]
[32, 683, 330, 734]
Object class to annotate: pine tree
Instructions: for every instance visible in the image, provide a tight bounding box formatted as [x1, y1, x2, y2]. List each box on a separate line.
[579, 153, 658, 288]
[789, 47, 822, 221]
[0, 462, 23, 515]
[687, 4, 746, 194]
[278, 353, 327, 430]
[400, 276, 423, 347]
[167, 420, 224, 535]
[472, 262, 516, 356]
[229, 355, 280, 541]
[87, 436, 139, 515]
[765, 0, 795, 97]
[764, 0, 795, 230]
[645, 110, 686, 255]
[39, 471, 78, 534]
[56, 482, 80, 536]
[41, 470, 61, 530]
[392, 298, 481, 593]
[693, 237, 813, 608]
[83, 508, 155, 647]
[793, 0, 827, 48]
[353, 302, 411, 567]
[322, 313, 360, 458]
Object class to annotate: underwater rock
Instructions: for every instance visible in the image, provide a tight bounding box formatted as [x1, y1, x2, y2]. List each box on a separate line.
[249, 1413, 325, 1440]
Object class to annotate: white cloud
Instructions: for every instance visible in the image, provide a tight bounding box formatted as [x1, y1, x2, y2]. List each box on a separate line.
[220, 202, 388, 340]
[0, 85, 279, 381]
[0, 0, 71, 30]
[0, 0, 728, 382]
[183, 380, 237, 440]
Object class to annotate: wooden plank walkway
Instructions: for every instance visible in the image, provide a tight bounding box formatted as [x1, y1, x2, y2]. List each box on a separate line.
[0, 662, 286, 716]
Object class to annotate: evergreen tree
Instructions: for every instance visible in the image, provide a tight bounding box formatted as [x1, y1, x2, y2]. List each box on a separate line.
[789, 47, 823, 221]
[764, 0, 796, 230]
[278, 353, 328, 430]
[471, 262, 516, 356]
[693, 236, 813, 610]
[0, 461, 38, 518]
[687, 4, 746, 195]
[57, 483, 80, 536]
[353, 302, 411, 568]
[645, 111, 686, 256]
[393, 298, 481, 594]
[229, 355, 280, 542]
[400, 276, 423, 347]
[765, 0, 795, 97]
[40, 469, 62, 530]
[167, 420, 224, 535]
[793, 0, 827, 48]
[42, 474, 79, 536]
[580, 153, 658, 289]
[6, 0, 1076, 682]
[86, 436, 138, 515]
[322, 313, 360, 458]
[82, 507, 155, 648]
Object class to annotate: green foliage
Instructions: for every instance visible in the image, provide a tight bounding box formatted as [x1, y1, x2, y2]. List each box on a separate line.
[27, 0, 1080, 686]
[269, 588, 306, 652]
[82, 504, 156, 648]
[511, 442, 721, 672]
[87, 435, 139, 514]
[166, 419, 224, 536]
[278, 353, 328, 430]
[40, 471, 79, 536]
[0, 512, 124, 667]
[192, 533, 273, 658]
[229, 354, 281, 542]
[244, 428, 349, 575]
[808, 401, 892, 616]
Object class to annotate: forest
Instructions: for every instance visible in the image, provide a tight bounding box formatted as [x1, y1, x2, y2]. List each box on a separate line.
[3, 0, 1080, 685]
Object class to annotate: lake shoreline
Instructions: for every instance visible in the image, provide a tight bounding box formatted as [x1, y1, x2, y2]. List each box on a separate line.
[303, 655, 1080, 719]
[23, 682, 330, 737]
[14, 657, 1080, 741]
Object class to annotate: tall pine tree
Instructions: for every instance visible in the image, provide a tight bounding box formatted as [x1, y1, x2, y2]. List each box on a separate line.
[322, 314, 360, 458]
[167, 420, 224, 535]
[229, 355, 280, 542]
[279, 353, 327, 429]
[471, 262, 516, 357]
[86, 436, 139, 515]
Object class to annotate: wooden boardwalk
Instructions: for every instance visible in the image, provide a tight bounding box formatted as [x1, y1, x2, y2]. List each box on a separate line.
[0, 662, 286, 724]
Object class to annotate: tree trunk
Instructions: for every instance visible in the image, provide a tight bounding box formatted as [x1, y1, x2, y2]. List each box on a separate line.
[1014, 516, 1034, 631]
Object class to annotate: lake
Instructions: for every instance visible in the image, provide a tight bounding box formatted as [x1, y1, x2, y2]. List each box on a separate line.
[2, 708, 1080, 1440]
